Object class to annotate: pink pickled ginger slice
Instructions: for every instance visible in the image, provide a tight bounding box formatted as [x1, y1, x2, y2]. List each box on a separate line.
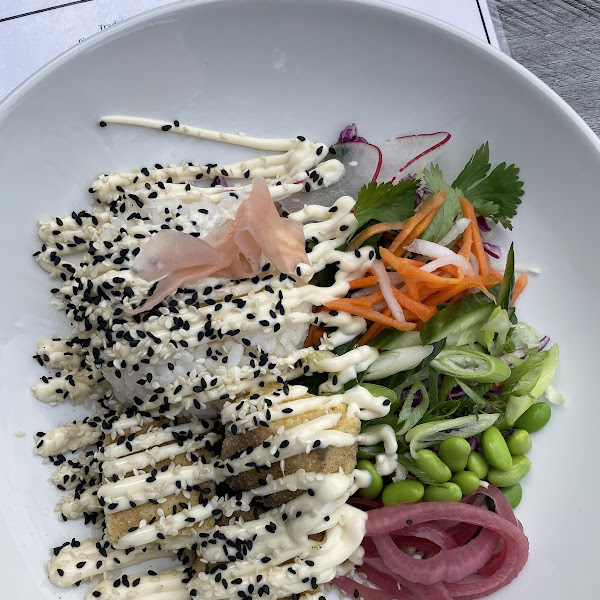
[235, 177, 309, 275]
[124, 177, 309, 313]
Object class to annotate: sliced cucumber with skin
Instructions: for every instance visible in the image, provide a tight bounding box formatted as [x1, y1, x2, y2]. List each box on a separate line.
[364, 346, 434, 381]
[370, 330, 423, 350]
[420, 290, 498, 345]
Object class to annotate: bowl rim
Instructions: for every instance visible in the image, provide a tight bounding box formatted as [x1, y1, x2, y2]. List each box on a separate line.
[0, 0, 599, 156]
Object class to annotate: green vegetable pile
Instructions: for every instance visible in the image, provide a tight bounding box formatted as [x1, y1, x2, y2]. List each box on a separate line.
[300, 140, 562, 509]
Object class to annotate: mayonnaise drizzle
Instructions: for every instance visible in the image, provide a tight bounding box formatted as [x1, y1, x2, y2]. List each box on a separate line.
[32, 120, 387, 600]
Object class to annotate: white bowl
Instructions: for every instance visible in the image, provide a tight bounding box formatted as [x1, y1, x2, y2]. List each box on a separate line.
[0, 0, 598, 598]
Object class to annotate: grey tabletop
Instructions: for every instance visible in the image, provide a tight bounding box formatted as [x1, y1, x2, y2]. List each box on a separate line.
[495, 0, 600, 135]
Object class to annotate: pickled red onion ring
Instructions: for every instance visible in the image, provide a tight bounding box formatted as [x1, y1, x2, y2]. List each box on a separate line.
[336, 486, 528, 600]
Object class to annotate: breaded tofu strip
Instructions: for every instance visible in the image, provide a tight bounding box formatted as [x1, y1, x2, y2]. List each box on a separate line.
[101, 416, 218, 547]
[221, 387, 359, 507]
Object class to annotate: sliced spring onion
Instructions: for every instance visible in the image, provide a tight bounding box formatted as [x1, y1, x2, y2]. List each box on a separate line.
[405, 414, 499, 458]
[496, 242, 515, 310]
[364, 346, 434, 381]
[502, 344, 560, 424]
[431, 347, 511, 383]
[359, 383, 398, 405]
[545, 384, 565, 406]
[396, 382, 430, 436]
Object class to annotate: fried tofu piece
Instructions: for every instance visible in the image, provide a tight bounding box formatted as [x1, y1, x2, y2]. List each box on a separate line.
[103, 417, 217, 546]
[221, 398, 359, 507]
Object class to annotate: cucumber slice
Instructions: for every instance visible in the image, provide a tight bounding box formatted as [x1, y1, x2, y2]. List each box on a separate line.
[420, 289, 498, 345]
[370, 330, 423, 350]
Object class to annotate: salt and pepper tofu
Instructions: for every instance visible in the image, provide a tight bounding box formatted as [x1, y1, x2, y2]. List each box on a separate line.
[101, 416, 218, 546]
[221, 389, 360, 507]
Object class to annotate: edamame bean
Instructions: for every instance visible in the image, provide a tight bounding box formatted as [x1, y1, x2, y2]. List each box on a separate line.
[487, 456, 531, 487]
[450, 471, 481, 496]
[356, 460, 383, 500]
[439, 437, 472, 472]
[414, 449, 452, 483]
[500, 483, 523, 509]
[382, 480, 424, 505]
[481, 426, 512, 472]
[507, 429, 532, 456]
[423, 482, 463, 502]
[514, 402, 551, 433]
[466, 451, 489, 479]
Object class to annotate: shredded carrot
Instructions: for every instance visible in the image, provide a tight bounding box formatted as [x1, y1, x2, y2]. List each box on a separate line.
[381, 248, 464, 287]
[459, 197, 489, 276]
[346, 221, 407, 252]
[303, 324, 326, 348]
[422, 275, 498, 305]
[511, 273, 529, 306]
[323, 299, 416, 331]
[348, 275, 378, 290]
[391, 288, 438, 321]
[350, 291, 384, 307]
[397, 209, 442, 255]
[490, 268, 504, 283]
[396, 257, 427, 268]
[388, 190, 446, 254]
[458, 222, 473, 259]
[404, 277, 420, 302]
[357, 322, 387, 345]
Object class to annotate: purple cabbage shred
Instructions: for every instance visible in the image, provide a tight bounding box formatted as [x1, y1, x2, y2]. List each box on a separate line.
[538, 335, 551, 351]
[338, 123, 368, 144]
[477, 215, 491, 232]
[483, 242, 501, 259]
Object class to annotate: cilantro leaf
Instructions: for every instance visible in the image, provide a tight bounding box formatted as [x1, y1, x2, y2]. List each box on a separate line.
[466, 162, 524, 225]
[420, 165, 462, 243]
[449, 142, 523, 228]
[422, 163, 445, 194]
[353, 180, 419, 228]
[452, 142, 491, 191]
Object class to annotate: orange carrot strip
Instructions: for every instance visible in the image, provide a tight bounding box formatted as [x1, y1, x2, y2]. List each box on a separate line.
[490, 268, 504, 283]
[389, 190, 447, 254]
[396, 257, 427, 267]
[351, 291, 384, 307]
[323, 300, 416, 331]
[380, 248, 464, 287]
[423, 275, 498, 305]
[437, 264, 461, 277]
[391, 288, 438, 321]
[348, 275, 378, 290]
[404, 277, 420, 302]
[458, 222, 473, 259]
[357, 322, 386, 345]
[346, 221, 407, 252]
[303, 324, 327, 348]
[459, 197, 489, 276]
[398, 209, 442, 256]
[510, 273, 529, 306]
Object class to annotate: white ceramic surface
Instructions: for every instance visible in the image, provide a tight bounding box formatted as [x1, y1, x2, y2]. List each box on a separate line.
[0, 0, 598, 598]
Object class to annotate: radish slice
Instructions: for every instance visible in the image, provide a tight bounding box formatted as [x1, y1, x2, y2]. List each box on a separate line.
[406, 239, 475, 276]
[377, 132, 451, 183]
[299, 141, 382, 207]
[371, 259, 405, 321]
[438, 218, 471, 247]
